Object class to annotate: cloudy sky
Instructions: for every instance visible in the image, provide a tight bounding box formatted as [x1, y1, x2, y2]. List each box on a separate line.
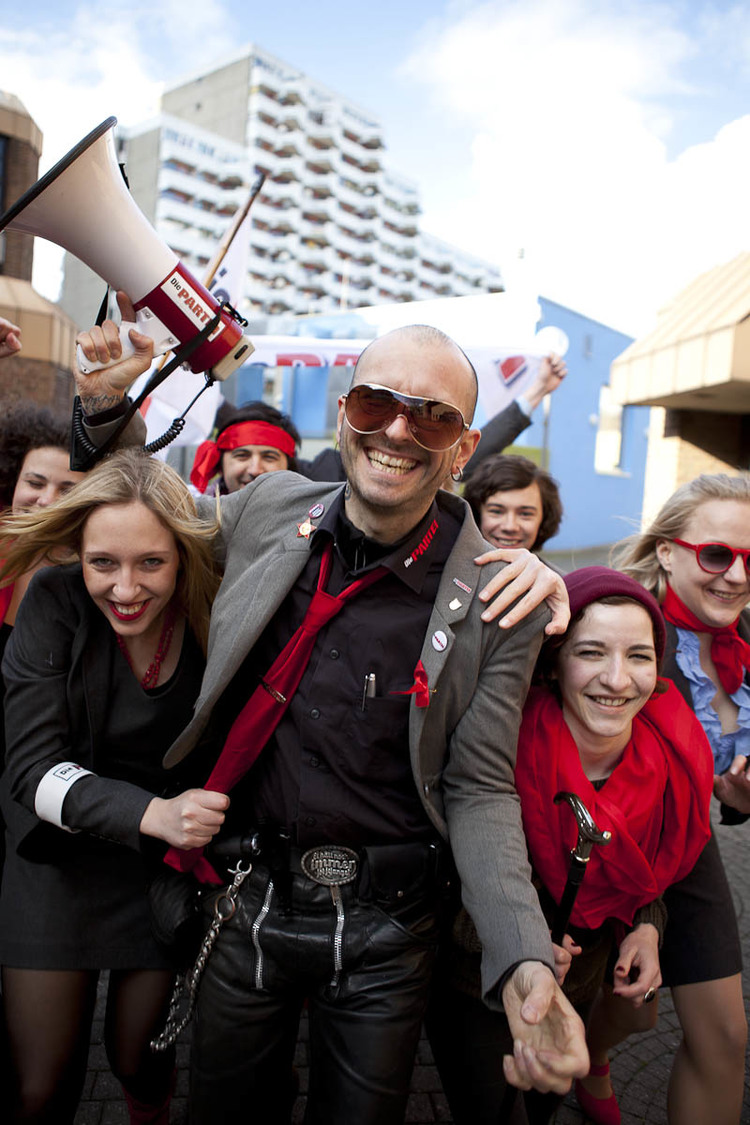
[3, 0, 750, 336]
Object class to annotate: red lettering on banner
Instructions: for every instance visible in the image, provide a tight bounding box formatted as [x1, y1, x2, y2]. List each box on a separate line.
[275, 353, 323, 366]
[334, 353, 361, 366]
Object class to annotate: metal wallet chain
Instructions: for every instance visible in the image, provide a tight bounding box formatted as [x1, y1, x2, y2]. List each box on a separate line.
[150, 860, 253, 1052]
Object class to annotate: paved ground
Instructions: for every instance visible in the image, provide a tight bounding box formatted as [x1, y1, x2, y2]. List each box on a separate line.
[75, 814, 750, 1123]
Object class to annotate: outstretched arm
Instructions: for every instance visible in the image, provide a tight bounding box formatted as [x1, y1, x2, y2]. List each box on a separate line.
[502, 961, 589, 1093]
[465, 354, 568, 479]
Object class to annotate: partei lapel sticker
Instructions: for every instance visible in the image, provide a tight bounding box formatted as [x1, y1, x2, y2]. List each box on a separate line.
[432, 630, 448, 652]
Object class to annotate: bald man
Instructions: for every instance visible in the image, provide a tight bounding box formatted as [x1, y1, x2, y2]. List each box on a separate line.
[73, 316, 586, 1125]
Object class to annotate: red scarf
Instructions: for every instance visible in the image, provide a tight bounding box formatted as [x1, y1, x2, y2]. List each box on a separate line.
[515, 684, 713, 930]
[190, 421, 297, 493]
[662, 584, 750, 695]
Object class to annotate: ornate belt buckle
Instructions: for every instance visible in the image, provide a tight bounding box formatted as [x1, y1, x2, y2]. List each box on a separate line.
[301, 845, 359, 887]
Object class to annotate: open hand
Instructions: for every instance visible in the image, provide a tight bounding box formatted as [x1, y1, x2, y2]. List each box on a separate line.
[502, 961, 588, 1093]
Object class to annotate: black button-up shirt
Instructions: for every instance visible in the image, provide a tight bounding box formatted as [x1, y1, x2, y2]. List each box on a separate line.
[217, 491, 462, 847]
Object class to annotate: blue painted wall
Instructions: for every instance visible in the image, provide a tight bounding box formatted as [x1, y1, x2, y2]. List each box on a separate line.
[525, 298, 648, 552]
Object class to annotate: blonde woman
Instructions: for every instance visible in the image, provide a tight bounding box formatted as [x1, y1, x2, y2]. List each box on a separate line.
[0, 450, 227, 1125]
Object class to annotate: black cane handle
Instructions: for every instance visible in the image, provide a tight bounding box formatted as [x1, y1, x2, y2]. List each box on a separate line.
[554, 792, 611, 861]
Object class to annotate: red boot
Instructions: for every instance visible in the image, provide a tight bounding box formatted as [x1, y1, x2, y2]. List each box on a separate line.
[574, 1060, 621, 1125]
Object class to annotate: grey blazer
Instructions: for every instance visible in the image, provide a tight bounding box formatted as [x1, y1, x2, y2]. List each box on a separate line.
[165, 471, 553, 1000]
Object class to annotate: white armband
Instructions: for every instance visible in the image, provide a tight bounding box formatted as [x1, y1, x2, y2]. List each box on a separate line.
[34, 762, 94, 832]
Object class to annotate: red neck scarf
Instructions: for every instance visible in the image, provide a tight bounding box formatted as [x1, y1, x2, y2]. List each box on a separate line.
[190, 421, 297, 493]
[662, 584, 750, 695]
[515, 684, 713, 930]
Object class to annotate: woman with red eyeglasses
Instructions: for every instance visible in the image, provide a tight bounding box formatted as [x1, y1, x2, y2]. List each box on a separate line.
[577, 474, 750, 1125]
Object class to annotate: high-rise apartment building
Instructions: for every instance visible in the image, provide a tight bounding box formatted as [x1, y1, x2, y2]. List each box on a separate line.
[141, 45, 503, 317]
[60, 45, 503, 328]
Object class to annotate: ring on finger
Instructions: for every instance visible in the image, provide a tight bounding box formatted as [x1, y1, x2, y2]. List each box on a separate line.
[643, 987, 656, 1003]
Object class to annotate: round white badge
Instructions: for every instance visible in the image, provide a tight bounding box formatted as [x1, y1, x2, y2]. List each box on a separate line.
[432, 630, 448, 652]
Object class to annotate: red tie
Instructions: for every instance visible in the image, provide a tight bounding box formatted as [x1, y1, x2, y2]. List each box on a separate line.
[165, 540, 387, 882]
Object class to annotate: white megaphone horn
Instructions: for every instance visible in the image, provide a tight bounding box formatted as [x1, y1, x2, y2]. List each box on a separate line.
[0, 117, 253, 381]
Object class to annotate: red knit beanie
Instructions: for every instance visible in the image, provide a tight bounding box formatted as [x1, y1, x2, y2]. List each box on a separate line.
[564, 566, 666, 661]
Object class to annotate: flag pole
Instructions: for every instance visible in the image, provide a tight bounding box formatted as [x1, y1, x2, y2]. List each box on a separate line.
[203, 171, 266, 290]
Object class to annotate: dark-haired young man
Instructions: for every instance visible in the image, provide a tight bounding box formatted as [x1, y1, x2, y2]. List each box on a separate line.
[464, 453, 564, 558]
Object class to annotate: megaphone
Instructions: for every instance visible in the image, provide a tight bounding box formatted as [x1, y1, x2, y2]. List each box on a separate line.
[0, 117, 253, 380]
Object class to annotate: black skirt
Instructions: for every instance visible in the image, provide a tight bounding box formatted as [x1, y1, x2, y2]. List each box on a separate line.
[660, 831, 742, 987]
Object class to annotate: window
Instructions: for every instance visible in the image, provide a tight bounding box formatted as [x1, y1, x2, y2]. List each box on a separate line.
[594, 384, 625, 473]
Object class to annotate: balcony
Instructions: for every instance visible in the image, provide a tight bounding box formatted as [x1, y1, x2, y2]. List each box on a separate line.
[299, 244, 336, 272]
[302, 168, 337, 195]
[306, 119, 342, 148]
[251, 200, 297, 233]
[278, 77, 307, 106]
[336, 181, 378, 217]
[304, 147, 339, 175]
[301, 198, 335, 223]
[298, 219, 332, 246]
[262, 176, 303, 207]
[248, 115, 281, 149]
[270, 155, 305, 185]
[250, 88, 281, 123]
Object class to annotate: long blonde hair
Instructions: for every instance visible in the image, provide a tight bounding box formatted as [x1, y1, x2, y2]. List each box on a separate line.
[0, 449, 220, 652]
[612, 473, 750, 603]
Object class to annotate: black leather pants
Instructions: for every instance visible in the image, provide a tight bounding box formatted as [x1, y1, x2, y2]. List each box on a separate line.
[189, 857, 441, 1125]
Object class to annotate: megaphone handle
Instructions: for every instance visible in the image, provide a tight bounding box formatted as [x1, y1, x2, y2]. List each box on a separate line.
[76, 313, 169, 375]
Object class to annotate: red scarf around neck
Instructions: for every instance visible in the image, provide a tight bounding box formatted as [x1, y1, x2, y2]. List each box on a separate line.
[662, 584, 750, 695]
[515, 683, 713, 930]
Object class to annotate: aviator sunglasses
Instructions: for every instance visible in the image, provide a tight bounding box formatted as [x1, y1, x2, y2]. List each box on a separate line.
[672, 538, 750, 575]
[342, 383, 469, 452]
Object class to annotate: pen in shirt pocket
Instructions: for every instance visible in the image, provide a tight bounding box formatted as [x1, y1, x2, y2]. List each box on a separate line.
[361, 672, 377, 711]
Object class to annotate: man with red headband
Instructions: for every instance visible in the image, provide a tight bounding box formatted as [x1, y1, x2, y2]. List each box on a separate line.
[72, 305, 586, 1125]
[190, 402, 301, 495]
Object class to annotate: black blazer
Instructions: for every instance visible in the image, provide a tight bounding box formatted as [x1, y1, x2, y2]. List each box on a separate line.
[2, 565, 169, 857]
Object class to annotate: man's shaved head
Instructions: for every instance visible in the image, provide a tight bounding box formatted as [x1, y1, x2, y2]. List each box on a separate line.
[351, 325, 478, 422]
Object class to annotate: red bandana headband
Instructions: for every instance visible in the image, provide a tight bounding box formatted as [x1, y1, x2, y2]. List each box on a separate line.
[190, 421, 297, 493]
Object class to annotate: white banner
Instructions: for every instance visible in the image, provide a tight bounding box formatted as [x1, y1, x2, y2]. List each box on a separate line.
[244, 336, 546, 419]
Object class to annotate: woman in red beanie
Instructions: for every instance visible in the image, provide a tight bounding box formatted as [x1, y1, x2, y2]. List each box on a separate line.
[579, 473, 750, 1125]
[427, 567, 713, 1125]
